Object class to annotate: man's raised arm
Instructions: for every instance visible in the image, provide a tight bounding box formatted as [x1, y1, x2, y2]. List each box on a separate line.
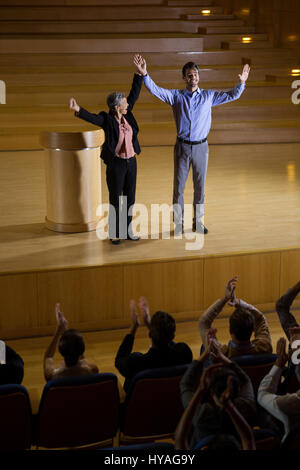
[211, 64, 250, 107]
[134, 53, 175, 106]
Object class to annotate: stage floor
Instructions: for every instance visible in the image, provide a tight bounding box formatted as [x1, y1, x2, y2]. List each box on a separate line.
[0, 143, 300, 274]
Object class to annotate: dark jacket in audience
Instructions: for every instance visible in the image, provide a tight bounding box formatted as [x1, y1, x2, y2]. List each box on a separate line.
[0, 345, 24, 385]
[115, 333, 193, 392]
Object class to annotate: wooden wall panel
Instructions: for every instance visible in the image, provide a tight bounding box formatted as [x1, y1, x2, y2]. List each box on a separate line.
[203, 252, 281, 312]
[123, 259, 204, 321]
[0, 273, 38, 335]
[37, 266, 124, 329]
[280, 249, 300, 298]
[0, 249, 298, 339]
[215, 0, 300, 49]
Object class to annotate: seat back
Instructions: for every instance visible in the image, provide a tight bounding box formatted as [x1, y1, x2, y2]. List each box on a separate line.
[231, 354, 277, 395]
[0, 384, 32, 450]
[120, 364, 188, 441]
[193, 429, 279, 450]
[253, 428, 279, 450]
[37, 373, 119, 449]
[280, 423, 300, 450]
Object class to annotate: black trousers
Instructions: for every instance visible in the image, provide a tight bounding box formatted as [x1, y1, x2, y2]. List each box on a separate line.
[106, 156, 137, 238]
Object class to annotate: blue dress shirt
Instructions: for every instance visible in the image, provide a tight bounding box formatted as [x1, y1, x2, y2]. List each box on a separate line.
[143, 74, 246, 141]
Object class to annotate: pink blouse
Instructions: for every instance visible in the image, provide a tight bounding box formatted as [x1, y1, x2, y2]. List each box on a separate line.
[115, 116, 135, 159]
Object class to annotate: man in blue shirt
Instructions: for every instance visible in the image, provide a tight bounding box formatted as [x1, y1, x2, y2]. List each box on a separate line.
[134, 55, 250, 234]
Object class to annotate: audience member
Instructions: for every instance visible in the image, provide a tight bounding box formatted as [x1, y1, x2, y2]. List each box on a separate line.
[198, 276, 272, 357]
[0, 342, 24, 385]
[175, 362, 256, 450]
[258, 337, 300, 441]
[179, 337, 257, 449]
[276, 281, 300, 340]
[115, 297, 193, 392]
[43, 303, 99, 381]
[273, 281, 300, 393]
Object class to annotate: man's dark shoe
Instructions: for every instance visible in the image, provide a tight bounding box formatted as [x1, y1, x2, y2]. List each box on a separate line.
[192, 222, 208, 234]
[110, 238, 121, 245]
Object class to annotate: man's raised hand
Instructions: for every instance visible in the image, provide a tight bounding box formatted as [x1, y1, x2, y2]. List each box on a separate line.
[133, 54, 147, 77]
[239, 64, 250, 84]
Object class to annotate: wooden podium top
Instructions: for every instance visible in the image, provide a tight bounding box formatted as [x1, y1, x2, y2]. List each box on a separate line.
[40, 130, 105, 150]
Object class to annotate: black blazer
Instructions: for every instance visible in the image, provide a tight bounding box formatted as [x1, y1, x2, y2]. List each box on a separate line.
[76, 73, 143, 164]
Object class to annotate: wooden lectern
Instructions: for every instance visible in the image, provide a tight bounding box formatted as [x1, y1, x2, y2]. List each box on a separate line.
[40, 130, 104, 233]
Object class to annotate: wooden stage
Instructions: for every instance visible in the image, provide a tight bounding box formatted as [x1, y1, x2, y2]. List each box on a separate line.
[0, 142, 300, 340]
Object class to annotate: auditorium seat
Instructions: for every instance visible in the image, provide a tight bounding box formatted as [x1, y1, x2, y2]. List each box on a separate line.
[35, 373, 120, 449]
[119, 365, 189, 444]
[0, 384, 32, 450]
[231, 354, 277, 395]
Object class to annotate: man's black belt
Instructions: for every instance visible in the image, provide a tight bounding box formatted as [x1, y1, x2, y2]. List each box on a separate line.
[177, 137, 207, 145]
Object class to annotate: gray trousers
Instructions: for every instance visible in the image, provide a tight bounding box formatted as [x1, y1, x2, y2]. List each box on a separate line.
[173, 140, 209, 225]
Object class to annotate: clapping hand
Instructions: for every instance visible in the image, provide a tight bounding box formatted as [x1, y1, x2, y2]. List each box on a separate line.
[228, 284, 239, 307]
[207, 327, 217, 345]
[130, 299, 140, 330]
[224, 276, 238, 302]
[138, 296, 151, 329]
[239, 64, 250, 84]
[215, 375, 235, 409]
[275, 337, 289, 368]
[210, 338, 232, 366]
[55, 303, 68, 334]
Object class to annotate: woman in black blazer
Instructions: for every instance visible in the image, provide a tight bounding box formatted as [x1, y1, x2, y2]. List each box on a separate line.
[70, 65, 143, 245]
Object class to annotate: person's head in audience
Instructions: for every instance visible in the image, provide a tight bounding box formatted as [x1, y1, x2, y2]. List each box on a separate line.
[229, 307, 254, 344]
[209, 366, 240, 407]
[0, 342, 24, 385]
[149, 311, 176, 348]
[58, 329, 85, 367]
[43, 303, 99, 381]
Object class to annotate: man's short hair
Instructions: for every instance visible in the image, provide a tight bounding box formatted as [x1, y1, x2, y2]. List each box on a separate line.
[106, 92, 125, 110]
[229, 307, 254, 341]
[58, 329, 85, 367]
[182, 62, 200, 77]
[149, 311, 176, 348]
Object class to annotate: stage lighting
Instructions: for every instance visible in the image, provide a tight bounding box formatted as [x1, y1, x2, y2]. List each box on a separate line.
[242, 37, 253, 43]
